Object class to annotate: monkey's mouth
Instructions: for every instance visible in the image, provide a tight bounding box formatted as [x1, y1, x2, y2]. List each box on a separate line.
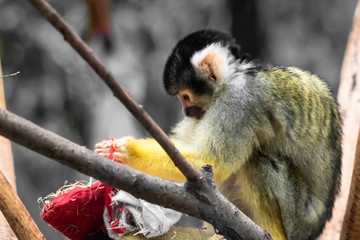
[184, 106, 206, 120]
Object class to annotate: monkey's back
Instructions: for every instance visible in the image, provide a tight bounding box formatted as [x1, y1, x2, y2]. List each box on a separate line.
[259, 67, 342, 202]
[221, 66, 342, 240]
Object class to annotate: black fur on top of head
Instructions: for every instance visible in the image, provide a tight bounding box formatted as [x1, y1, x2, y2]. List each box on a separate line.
[163, 29, 242, 95]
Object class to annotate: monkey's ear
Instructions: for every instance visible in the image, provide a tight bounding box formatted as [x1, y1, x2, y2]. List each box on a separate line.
[191, 44, 229, 83]
[198, 52, 222, 82]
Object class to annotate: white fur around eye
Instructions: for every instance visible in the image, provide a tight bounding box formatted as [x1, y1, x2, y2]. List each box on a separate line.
[190, 43, 232, 80]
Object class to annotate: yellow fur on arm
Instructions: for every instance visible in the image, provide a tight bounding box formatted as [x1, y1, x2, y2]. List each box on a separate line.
[125, 138, 189, 182]
[125, 138, 229, 183]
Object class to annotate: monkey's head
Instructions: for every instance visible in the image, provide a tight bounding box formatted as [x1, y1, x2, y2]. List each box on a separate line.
[163, 29, 243, 120]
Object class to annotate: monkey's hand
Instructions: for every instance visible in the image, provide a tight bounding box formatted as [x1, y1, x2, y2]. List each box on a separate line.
[94, 137, 133, 164]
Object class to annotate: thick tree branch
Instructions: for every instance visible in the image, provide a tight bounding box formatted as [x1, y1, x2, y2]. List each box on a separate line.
[26, 0, 201, 182]
[0, 108, 272, 240]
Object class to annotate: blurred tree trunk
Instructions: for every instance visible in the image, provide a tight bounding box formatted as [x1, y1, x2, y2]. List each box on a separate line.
[228, 0, 263, 59]
[0, 59, 17, 239]
[320, 1, 360, 239]
[340, 129, 360, 239]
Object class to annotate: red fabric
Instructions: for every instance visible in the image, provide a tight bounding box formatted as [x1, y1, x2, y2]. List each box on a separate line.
[110, 221, 125, 234]
[41, 181, 107, 240]
[41, 138, 124, 239]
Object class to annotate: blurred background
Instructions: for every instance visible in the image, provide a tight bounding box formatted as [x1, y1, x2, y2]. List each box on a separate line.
[0, 0, 357, 239]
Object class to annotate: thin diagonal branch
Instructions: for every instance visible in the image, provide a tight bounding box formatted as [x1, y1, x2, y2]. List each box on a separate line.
[26, 0, 201, 182]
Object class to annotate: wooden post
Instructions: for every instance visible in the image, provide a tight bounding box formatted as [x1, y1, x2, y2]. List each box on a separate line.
[320, 0, 360, 239]
[0, 170, 45, 239]
[0, 58, 45, 239]
[0, 58, 17, 239]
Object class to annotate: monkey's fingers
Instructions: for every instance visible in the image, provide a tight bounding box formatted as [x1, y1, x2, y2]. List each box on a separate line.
[114, 137, 131, 152]
[94, 147, 110, 153]
[95, 152, 122, 163]
[95, 141, 109, 148]
[113, 152, 125, 163]
[94, 141, 111, 155]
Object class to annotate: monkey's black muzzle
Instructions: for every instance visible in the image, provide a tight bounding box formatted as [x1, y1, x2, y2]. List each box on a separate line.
[184, 106, 205, 120]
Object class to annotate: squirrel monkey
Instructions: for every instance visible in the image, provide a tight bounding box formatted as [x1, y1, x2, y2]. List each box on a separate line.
[95, 30, 342, 240]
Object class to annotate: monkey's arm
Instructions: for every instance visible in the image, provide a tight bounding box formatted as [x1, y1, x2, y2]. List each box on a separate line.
[95, 137, 229, 183]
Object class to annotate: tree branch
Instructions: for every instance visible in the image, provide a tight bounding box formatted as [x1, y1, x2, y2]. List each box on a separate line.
[0, 169, 45, 240]
[0, 108, 272, 240]
[26, 0, 201, 182]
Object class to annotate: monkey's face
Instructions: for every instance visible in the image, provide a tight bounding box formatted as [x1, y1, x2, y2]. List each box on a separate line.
[163, 30, 241, 120]
[176, 88, 210, 120]
[176, 43, 234, 119]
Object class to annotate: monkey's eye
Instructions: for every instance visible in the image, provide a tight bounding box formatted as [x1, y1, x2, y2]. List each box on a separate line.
[182, 94, 190, 101]
[210, 74, 217, 82]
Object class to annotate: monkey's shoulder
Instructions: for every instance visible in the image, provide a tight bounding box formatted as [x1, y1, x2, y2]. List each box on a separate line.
[244, 65, 333, 104]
